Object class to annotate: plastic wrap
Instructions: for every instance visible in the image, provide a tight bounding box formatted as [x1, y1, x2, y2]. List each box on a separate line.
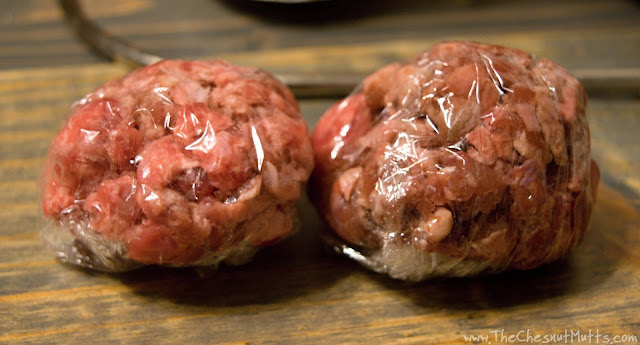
[41, 60, 314, 272]
[310, 41, 600, 281]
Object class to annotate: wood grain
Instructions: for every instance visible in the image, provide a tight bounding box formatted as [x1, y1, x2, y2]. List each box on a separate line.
[1, 66, 639, 345]
[1, 0, 639, 344]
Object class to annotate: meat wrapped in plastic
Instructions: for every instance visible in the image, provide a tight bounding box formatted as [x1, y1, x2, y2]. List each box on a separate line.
[41, 60, 314, 272]
[310, 41, 600, 281]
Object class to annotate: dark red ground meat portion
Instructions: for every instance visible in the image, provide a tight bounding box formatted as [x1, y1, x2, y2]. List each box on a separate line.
[310, 41, 599, 272]
[42, 60, 314, 266]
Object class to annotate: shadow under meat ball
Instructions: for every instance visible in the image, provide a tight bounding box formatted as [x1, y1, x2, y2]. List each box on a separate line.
[41, 60, 314, 272]
[310, 41, 600, 281]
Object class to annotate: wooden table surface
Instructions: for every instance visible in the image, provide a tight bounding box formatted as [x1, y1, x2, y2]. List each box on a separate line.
[1, 1, 639, 344]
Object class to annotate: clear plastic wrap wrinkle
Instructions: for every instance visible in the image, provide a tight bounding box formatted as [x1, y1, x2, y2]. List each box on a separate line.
[310, 41, 600, 281]
[40, 60, 314, 272]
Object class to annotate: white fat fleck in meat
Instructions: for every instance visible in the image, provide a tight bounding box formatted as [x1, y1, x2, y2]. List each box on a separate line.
[416, 207, 454, 244]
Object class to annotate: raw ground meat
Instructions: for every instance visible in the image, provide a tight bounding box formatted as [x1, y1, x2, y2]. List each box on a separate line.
[310, 41, 600, 280]
[41, 60, 314, 271]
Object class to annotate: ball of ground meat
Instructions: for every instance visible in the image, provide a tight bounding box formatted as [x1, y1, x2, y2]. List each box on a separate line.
[41, 60, 314, 272]
[310, 41, 600, 281]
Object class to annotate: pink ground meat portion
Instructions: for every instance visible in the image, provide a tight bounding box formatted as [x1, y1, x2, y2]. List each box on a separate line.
[310, 41, 599, 270]
[42, 60, 314, 265]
